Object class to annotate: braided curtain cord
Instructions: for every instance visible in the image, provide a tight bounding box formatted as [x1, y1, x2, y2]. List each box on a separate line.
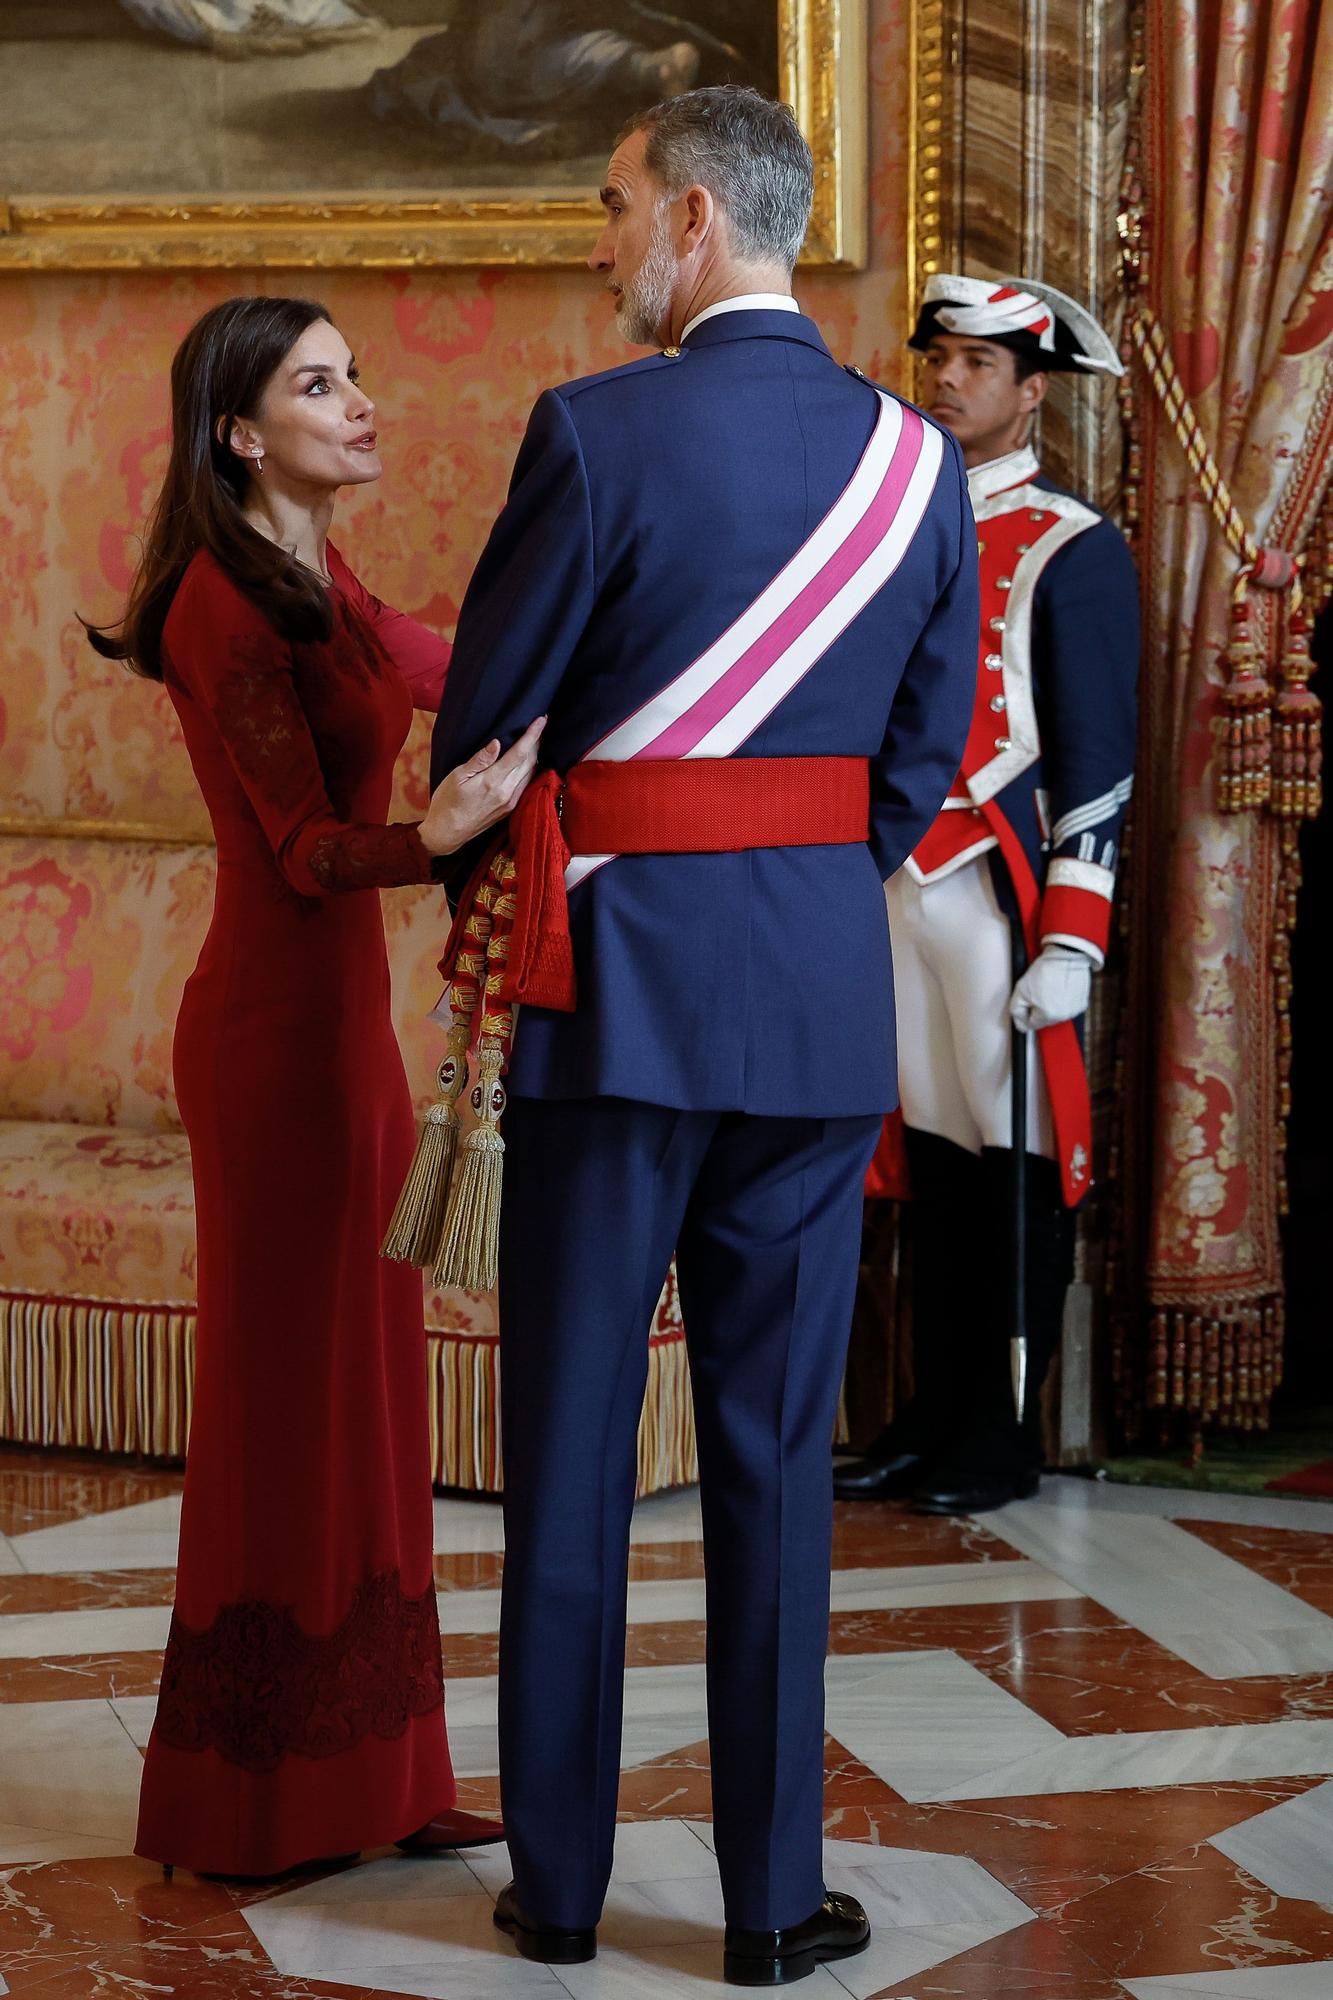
[1109, 27, 1321, 1455]
[1117, 219, 1322, 822]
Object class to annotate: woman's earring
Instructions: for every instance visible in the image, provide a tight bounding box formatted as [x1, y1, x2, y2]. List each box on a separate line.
[253, 451, 264, 475]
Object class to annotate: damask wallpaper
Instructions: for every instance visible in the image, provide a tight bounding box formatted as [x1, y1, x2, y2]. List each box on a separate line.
[0, 0, 909, 840]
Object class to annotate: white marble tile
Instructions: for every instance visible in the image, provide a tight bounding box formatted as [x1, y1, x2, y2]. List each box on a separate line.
[830, 1920, 1026, 1999]
[246, 1823, 1034, 2000]
[626, 1486, 704, 1544]
[248, 1883, 563, 1995]
[827, 1559, 1080, 1612]
[822, 1840, 1033, 1934]
[435, 1561, 1076, 1639]
[557, 1946, 850, 1999]
[0, 1700, 144, 1858]
[0, 1604, 172, 1659]
[433, 1495, 506, 1557]
[431, 1485, 702, 1565]
[5, 1496, 182, 1574]
[0, 1821, 131, 1867]
[109, 1695, 157, 1750]
[933, 1718, 1333, 1803]
[442, 1663, 715, 1780]
[988, 1492, 1333, 1679]
[1049, 1472, 1333, 1536]
[823, 1650, 1065, 1803]
[1209, 1778, 1333, 1908]
[1124, 1968, 1333, 1997]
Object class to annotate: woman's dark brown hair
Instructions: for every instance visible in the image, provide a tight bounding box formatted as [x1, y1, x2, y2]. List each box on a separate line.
[85, 295, 338, 681]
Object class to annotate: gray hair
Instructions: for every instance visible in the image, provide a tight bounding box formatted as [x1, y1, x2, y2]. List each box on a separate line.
[620, 86, 814, 272]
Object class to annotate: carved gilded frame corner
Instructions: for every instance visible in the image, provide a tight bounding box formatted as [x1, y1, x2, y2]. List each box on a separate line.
[0, 0, 866, 273]
[907, 0, 1130, 505]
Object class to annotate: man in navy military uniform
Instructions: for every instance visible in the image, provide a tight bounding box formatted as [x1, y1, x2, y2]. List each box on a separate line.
[834, 274, 1140, 1518]
[430, 90, 978, 1986]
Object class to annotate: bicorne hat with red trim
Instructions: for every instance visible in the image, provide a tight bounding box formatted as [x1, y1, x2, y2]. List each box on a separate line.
[908, 273, 1125, 376]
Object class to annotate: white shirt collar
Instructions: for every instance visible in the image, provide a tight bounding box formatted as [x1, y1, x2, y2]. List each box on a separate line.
[966, 444, 1041, 506]
[680, 293, 801, 344]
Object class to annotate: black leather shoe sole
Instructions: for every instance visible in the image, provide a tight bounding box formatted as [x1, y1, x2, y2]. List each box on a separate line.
[493, 1903, 596, 1966]
[724, 1925, 870, 1986]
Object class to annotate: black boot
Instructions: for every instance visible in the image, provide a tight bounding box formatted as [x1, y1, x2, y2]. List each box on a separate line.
[835, 1132, 985, 1500]
[914, 1149, 1074, 1515]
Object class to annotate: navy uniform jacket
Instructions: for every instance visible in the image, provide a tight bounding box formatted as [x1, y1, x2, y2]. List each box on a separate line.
[430, 309, 980, 1116]
[907, 444, 1139, 970]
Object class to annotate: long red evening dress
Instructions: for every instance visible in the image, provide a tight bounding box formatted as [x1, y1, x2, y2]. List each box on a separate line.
[135, 545, 455, 1877]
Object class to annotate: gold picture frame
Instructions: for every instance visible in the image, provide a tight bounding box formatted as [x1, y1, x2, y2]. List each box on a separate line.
[0, 0, 866, 272]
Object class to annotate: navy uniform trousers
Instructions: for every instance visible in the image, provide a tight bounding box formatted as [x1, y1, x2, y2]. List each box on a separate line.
[497, 1093, 882, 1932]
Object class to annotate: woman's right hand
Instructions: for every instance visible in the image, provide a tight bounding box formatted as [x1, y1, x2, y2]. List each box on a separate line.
[417, 716, 546, 857]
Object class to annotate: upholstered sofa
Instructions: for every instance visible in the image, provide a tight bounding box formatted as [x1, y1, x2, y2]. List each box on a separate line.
[0, 708, 695, 1493]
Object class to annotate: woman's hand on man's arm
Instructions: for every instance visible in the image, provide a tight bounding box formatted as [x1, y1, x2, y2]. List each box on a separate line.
[417, 716, 546, 857]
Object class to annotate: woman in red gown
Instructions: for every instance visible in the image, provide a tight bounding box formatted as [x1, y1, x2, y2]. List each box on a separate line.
[88, 297, 541, 1877]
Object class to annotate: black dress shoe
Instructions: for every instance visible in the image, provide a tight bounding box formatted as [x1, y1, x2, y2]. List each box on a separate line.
[913, 1464, 1040, 1516]
[724, 1890, 870, 1986]
[493, 1882, 597, 1965]
[833, 1448, 931, 1501]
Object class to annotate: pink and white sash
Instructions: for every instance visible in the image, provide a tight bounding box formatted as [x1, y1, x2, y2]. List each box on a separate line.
[567, 392, 944, 889]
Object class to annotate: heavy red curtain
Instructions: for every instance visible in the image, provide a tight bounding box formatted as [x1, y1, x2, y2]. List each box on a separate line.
[1116, 0, 1333, 1443]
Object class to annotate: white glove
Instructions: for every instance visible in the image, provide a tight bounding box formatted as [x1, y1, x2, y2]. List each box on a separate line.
[1009, 944, 1093, 1031]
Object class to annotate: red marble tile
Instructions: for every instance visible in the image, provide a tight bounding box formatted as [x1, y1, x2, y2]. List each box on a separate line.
[0, 1571, 178, 1617]
[627, 1538, 706, 1581]
[15, 1932, 384, 1998]
[1064, 1836, 1333, 1981]
[820, 1751, 1320, 1917]
[0, 1652, 164, 1703]
[441, 1632, 499, 1678]
[0, 1854, 244, 1966]
[832, 1499, 1012, 1568]
[432, 1550, 503, 1592]
[870, 1916, 1128, 1998]
[616, 1765, 716, 1818]
[826, 1596, 1333, 1731]
[1183, 1518, 1333, 1614]
[0, 1446, 182, 1538]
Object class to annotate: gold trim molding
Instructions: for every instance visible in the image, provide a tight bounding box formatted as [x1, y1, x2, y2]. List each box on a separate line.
[0, 815, 209, 848]
[909, 0, 1129, 504]
[0, 0, 867, 273]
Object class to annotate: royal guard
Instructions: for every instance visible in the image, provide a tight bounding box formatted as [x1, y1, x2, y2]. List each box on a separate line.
[837, 273, 1140, 1516]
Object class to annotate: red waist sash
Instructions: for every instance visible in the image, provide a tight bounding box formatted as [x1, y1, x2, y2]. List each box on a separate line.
[442, 755, 870, 1020]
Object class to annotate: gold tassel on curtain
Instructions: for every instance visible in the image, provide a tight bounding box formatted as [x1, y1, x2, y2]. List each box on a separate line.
[1111, 21, 1328, 1453]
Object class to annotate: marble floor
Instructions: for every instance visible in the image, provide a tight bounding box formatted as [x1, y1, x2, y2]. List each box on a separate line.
[8, 1456, 1333, 1996]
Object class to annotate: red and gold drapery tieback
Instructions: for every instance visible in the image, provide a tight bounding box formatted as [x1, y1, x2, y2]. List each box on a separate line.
[382, 755, 871, 1290]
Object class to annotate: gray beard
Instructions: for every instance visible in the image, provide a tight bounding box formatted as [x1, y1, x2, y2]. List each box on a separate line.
[615, 207, 679, 347]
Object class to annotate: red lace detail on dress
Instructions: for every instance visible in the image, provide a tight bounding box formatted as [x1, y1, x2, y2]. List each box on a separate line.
[211, 632, 315, 815]
[154, 1568, 443, 1772]
[307, 821, 433, 892]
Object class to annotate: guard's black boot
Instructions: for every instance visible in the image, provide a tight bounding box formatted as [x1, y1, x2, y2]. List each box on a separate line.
[914, 1148, 1074, 1516]
[493, 1883, 597, 1965]
[724, 1890, 871, 1986]
[835, 1131, 984, 1500]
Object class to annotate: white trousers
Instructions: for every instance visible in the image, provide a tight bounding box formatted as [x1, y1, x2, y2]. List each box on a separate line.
[886, 859, 1053, 1158]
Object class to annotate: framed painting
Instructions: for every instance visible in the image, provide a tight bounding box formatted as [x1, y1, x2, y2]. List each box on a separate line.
[0, 0, 866, 269]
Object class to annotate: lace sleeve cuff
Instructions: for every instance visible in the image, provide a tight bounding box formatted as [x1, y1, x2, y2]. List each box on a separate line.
[304, 822, 435, 894]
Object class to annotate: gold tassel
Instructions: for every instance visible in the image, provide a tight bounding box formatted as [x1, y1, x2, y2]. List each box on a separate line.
[381, 1017, 471, 1268]
[1271, 585, 1323, 821]
[433, 1040, 507, 1293]
[1217, 580, 1272, 814]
